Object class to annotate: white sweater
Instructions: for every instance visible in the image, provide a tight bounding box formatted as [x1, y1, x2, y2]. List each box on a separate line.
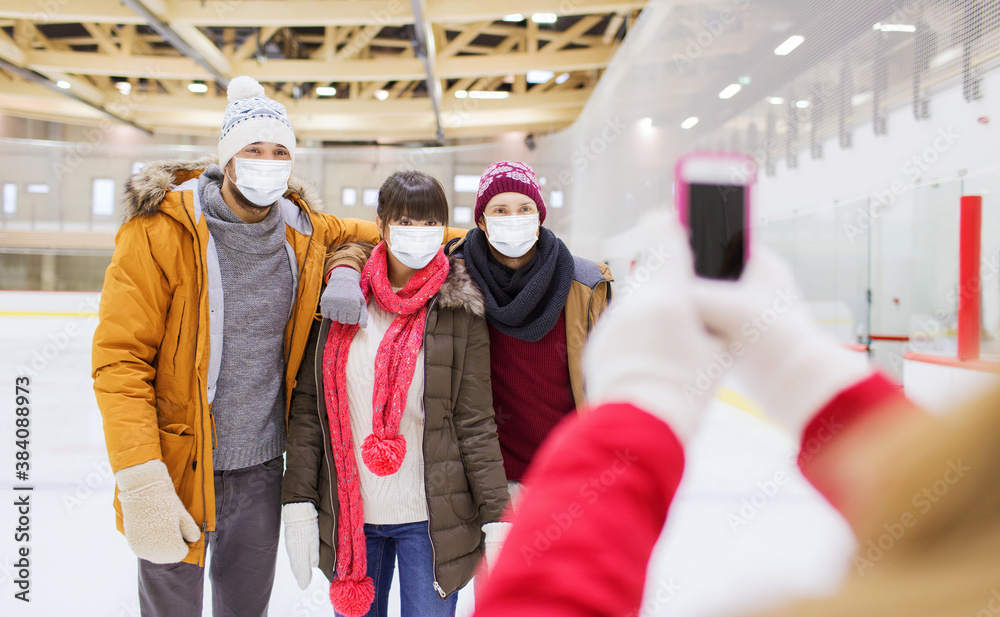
[346, 299, 429, 524]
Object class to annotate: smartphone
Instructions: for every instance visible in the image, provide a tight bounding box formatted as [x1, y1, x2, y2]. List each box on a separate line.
[675, 152, 755, 280]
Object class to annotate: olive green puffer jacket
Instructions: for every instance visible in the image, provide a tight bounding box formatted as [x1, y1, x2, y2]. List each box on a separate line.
[281, 255, 509, 598]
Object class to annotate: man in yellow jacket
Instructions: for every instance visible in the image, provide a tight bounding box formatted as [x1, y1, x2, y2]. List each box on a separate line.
[92, 77, 385, 616]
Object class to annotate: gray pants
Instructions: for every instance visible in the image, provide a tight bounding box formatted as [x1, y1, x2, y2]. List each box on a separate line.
[138, 456, 284, 617]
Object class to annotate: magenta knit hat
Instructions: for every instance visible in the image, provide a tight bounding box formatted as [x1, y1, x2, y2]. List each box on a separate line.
[475, 161, 546, 224]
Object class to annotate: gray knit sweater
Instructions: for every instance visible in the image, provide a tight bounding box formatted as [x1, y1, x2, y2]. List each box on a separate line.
[198, 165, 293, 470]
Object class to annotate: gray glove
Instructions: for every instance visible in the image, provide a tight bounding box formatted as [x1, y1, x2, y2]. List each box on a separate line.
[320, 267, 368, 327]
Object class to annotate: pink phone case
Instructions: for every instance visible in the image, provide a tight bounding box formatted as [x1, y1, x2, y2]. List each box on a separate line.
[675, 151, 756, 266]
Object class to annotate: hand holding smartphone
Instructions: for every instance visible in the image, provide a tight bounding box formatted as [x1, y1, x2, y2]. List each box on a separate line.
[675, 152, 756, 280]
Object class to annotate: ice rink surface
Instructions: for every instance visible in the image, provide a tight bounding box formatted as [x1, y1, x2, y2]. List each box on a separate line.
[0, 291, 855, 617]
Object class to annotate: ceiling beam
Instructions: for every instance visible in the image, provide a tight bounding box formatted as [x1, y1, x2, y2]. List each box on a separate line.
[121, 0, 231, 85]
[0, 0, 647, 27]
[410, 0, 444, 142]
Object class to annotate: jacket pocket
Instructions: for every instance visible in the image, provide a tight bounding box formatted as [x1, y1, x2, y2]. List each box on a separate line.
[159, 423, 196, 499]
[450, 491, 478, 523]
[159, 296, 187, 376]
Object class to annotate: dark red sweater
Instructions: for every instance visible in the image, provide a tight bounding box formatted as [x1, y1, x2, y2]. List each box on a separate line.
[488, 312, 577, 482]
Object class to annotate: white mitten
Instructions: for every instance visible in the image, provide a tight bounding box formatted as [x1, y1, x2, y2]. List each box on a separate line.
[115, 459, 201, 564]
[692, 248, 872, 438]
[584, 212, 724, 444]
[483, 522, 512, 570]
[282, 502, 320, 589]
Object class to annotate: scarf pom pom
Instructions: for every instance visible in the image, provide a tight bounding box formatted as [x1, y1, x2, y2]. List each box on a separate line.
[330, 577, 375, 617]
[361, 434, 407, 476]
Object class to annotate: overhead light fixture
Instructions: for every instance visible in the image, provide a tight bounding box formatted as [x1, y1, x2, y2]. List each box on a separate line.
[555, 73, 570, 84]
[374, 89, 389, 100]
[526, 70, 555, 84]
[639, 117, 654, 132]
[930, 47, 962, 69]
[315, 86, 337, 96]
[503, 14, 524, 22]
[531, 13, 558, 24]
[468, 91, 510, 99]
[681, 116, 699, 129]
[188, 82, 208, 93]
[795, 100, 810, 109]
[115, 81, 132, 95]
[56, 80, 71, 89]
[774, 35, 805, 56]
[719, 84, 742, 99]
[454, 90, 468, 99]
[738, 76, 752, 85]
[768, 96, 785, 105]
[874, 23, 916, 33]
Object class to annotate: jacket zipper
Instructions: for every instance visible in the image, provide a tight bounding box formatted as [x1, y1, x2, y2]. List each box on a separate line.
[181, 195, 211, 549]
[314, 319, 339, 567]
[422, 296, 447, 599]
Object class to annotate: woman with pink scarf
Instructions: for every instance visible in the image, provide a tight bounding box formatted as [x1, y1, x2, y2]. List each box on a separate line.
[280, 171, 509, 617]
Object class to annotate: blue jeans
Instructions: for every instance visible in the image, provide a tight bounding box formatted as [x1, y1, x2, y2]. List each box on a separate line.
[340, 521, 457, 617]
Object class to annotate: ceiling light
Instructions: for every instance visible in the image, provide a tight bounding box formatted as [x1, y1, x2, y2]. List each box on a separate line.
[115, 81, 132, 95]
[738, 76, 752, 85]
[531, 13, 558, 24]
[719, 84, 742, 99]
[555, 73, 570, 84]
[316, 86, 337, 96]
[639, 117, 653, 132]
[188, 82, 208, 93]
[56, 80, 71, 89]
[774, 35, 805, 56]
[768, 97, 785, 105]
[795, 100, 810, 109]
[874, 23, 916, 33]
[681, 116, 699, 129]
[468, 91, 509, 99]
[454, 90, 468, 98]
[526, 70, 555, 84]
[851, 92, 872, 106]
[930, 47, 962, 69]
[503, 14, 524, 22]
[374, 89, 389, 100]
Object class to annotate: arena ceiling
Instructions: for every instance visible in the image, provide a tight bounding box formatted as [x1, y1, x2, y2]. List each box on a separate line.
[0, 0, 653, 144]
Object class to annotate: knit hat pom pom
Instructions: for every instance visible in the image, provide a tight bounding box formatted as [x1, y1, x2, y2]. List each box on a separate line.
[227, 76, 266, 103]
[330, 577, 375, 617]
[361, 434, 407, 476]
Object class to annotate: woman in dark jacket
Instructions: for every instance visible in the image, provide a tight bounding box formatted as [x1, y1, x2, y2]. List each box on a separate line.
[280, 170, 509, 617]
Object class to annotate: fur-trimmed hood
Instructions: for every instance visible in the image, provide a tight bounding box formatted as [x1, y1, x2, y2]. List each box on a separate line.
[121, 155, 322, 223]
[436, 256, 485, 318]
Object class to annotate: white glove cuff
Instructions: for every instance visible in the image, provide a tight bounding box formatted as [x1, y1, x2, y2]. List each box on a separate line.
[762, 336, 873, 438]
[115, 459, 171, 492]
[282, 502, 318, 524]
[483, 521, 512, 545]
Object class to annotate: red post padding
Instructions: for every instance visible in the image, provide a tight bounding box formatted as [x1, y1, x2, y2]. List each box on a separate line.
[958, 195, 982, 361]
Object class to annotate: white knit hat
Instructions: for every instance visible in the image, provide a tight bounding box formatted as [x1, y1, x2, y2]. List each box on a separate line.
[218, 76, 296, 169]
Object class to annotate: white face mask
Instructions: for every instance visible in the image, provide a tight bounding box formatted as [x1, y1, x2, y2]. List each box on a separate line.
[230, 157, 292, 207]
[388, 225, 444, 270]
[485, 214, 540, 258]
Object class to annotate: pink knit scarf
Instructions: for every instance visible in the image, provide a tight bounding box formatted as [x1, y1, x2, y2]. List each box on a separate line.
[321, 242, 449, 616]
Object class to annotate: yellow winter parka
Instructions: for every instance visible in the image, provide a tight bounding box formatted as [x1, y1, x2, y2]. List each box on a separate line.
[91, 158, 382, 565]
